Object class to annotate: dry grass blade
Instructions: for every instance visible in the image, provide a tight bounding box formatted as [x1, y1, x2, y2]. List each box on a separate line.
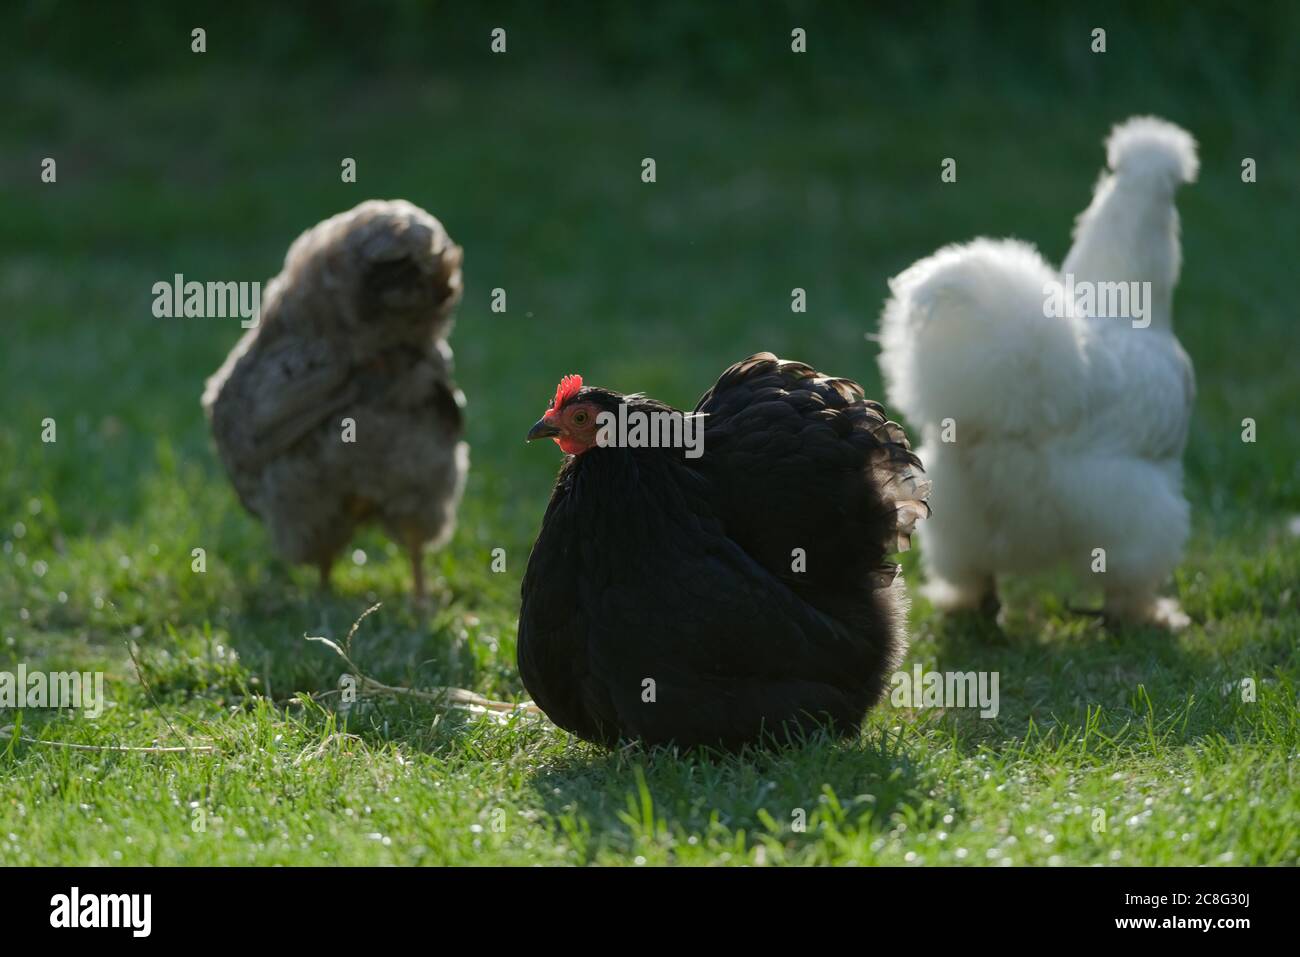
[0, 726, 217, 754]
[305, 604, 543, 720]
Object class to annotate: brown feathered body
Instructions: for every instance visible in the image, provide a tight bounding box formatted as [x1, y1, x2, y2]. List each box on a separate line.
[202, 200, 468, 590]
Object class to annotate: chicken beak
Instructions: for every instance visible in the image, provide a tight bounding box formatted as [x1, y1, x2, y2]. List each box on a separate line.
[526, 416, 561, 442]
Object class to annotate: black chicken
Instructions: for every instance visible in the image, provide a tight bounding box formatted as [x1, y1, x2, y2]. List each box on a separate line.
[518, 353, 930, 750]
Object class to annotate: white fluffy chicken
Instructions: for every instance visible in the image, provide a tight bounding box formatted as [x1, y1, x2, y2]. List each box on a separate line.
[877, 117, 1198, 628]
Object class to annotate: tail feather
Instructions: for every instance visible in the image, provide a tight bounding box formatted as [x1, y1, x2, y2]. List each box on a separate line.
[1105, 116, 1199, 185]
[864, 417, 932, 553]
[697, 353, 929, 592]
[1063, 117, 1197, 324]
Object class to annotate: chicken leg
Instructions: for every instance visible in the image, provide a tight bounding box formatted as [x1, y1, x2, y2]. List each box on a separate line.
[1104, 583, 1190, 631]
[409, 541, 428, 607]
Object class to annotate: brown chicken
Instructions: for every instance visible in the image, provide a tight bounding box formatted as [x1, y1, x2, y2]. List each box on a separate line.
[201, 199, 468, 599]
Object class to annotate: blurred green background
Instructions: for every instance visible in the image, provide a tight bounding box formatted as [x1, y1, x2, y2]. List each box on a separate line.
[0, 1, 1296, 865]
[4, 0, 1296, 542]
[6, 0, 1299, 513]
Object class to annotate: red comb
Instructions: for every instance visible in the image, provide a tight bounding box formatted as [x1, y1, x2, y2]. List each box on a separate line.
[549, 374, 583, 411]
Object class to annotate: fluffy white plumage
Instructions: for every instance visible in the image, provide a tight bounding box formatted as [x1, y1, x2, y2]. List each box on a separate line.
[877, 117, 1198, 627]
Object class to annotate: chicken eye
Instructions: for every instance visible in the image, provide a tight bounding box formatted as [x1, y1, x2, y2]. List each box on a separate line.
[571, 410, 589, 426]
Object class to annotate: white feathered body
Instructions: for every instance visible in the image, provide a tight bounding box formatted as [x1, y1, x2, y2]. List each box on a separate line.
[878, 118, 1197, 616]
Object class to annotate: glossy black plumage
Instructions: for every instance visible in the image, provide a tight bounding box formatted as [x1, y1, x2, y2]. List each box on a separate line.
[518, 353, 930, 750]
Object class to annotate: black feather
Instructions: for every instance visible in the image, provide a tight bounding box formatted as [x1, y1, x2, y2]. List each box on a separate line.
[518, 353, 930, 750]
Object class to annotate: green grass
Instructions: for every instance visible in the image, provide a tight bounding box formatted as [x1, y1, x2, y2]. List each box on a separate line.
[1, 5, 1298, 865]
